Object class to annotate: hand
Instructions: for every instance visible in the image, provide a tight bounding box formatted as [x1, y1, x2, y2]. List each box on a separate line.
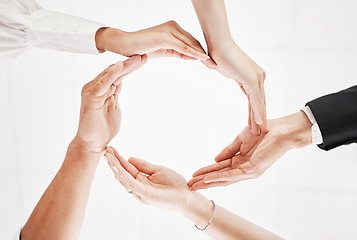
[105, 147, 193, 213]
[188, 111, 313, 190]
[75, 55, 147, 153]
[207, 38, 268, 134]
[96, 21, 216, 68]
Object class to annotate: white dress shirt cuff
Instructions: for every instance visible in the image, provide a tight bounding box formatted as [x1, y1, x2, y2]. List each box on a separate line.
[301, 106, 323, 145]
[13, 228, 21, 240]
[26, 9, 107, 54]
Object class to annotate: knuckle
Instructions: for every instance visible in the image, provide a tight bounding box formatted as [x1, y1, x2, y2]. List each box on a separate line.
[257, 69, 266, 82]
[167, 20, 178, 27]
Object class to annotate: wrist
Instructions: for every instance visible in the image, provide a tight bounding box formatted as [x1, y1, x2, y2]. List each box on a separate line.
[206, 37, 234, 54]
[181, 191, 214, 229]
[95, 27, 127, 54]
[276, 111, 313, 150]
[68, 137, 104, 160]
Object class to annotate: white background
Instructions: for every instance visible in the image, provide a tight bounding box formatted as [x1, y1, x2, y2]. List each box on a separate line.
[1, 0, 357, 239]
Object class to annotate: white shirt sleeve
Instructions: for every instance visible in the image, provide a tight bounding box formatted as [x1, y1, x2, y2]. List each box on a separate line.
[301, 106, 323, 145]
[13, 229, 21, 240]
[0, 0, 107, 58]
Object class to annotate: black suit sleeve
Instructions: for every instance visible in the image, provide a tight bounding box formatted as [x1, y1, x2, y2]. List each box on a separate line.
[306, 85, 357, 151]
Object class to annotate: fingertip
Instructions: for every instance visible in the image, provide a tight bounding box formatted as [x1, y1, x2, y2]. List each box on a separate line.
[141, 54, 148, 62]
[255, 116, 263, 125]
[192, 171, 199, 178]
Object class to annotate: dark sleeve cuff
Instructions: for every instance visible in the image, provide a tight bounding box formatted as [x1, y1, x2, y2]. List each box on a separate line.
[306, 85, 357, 151]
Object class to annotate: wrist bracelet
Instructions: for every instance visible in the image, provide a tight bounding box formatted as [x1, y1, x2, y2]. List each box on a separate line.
[195, 200, 216, 231]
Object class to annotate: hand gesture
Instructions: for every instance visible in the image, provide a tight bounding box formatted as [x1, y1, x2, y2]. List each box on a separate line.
[188, 112, 313, 190]
[75, 55, 147, 153]
[96, 21, 216, 68]
[105, 147, 193, 213]
[209, 39, 268, 134]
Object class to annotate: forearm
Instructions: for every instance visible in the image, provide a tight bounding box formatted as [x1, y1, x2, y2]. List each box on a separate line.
[191, 0, 232, 47]
[306, 85, 357, 150]
[183, 192, 283, 240]
[276, 111, 313, 150]
[21, 138, 102, 240]
[95, 27, 126, 54]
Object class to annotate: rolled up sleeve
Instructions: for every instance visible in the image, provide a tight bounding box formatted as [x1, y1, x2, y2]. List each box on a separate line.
[0, 0, 107, 58]
[25, 9, 107, 54]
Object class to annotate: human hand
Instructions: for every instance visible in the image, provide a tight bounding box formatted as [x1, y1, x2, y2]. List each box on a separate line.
[75, 55, 147, 153]
[188, 111, 313, 190]
[207, 39, 267, 134]
[96, 21, 216, 68]
[105, 146, 194, 213]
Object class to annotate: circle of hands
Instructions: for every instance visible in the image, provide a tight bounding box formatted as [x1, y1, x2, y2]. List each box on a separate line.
[76, 23, 281, 212]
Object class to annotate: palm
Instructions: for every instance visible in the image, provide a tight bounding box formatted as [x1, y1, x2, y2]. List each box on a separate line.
[76, 55, 147, 153]
[105, 149, 193, 213]
[137, 167, 190, 211]
[77, 90, 121, 152]
[208, 40, 268, 133]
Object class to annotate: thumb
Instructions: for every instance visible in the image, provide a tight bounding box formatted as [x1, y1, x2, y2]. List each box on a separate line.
[128, 158, 158, 176]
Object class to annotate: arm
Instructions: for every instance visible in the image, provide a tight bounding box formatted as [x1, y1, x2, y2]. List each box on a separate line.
[188, 111, 312, 190]
[105, 147, 283, 240]
[20, 55, 147, 240]
[307, 85, 357, 150]
[95, 21, 215, 62]
[1, 0, 211, 61]
[188, 85, 357, 190]
[191, 0, 268, 133]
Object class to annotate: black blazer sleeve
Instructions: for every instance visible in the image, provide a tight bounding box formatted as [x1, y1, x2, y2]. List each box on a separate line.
[306, 85, 357, 151]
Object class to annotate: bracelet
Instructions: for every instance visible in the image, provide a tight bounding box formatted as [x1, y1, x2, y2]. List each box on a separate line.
[195, 200, 216, 231]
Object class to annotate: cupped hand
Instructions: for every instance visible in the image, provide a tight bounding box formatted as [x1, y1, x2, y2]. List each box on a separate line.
[105, 147, 193, 213]
[207, 39, 268, 134]
[75, 55, 148, 153]
[97, 21, 216, 68]
[188, 112, 313, 190]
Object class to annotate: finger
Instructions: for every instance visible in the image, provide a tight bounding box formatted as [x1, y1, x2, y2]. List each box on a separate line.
[92, 55, 144, 96]
[166, 36, 209, 60]
[128, 157, 158, 176]
[190, 180, 232, 191]
[239, 83, 248, 96]
[248, 101, 252, 129]
[113, 83, 123, 104]
[201, 58, 217, 69]
[215, 137, 243, 162]
[105, 150, 146, 195]
[245, 84, 264, 127]
[192, 159, 232, 177]
[187, 175, 205, 188]
[175, 27, 206, 53]
[113, 54, 148, 85]
[91, 62, 124, 97]
[203, 169, 246, 183]
[259, 82, 269, 132]
[104, 84, 117, 100]
[237, 160, 256, 174]
[251, 108, 260, 135]
[188, 165, 232, 187]
[105, 151, 134, 192]
[87, 64, 115, 89]
[173, 30, 206, 55]
[110, 166, 132, 192]
[107, 147, 140, 178]
[147, 49, 198, 60]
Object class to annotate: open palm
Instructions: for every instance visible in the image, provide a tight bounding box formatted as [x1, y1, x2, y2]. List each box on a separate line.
[105, 147, 192, 213]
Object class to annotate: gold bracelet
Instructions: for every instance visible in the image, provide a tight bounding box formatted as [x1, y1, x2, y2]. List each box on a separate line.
[195, 200, 216, 231]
